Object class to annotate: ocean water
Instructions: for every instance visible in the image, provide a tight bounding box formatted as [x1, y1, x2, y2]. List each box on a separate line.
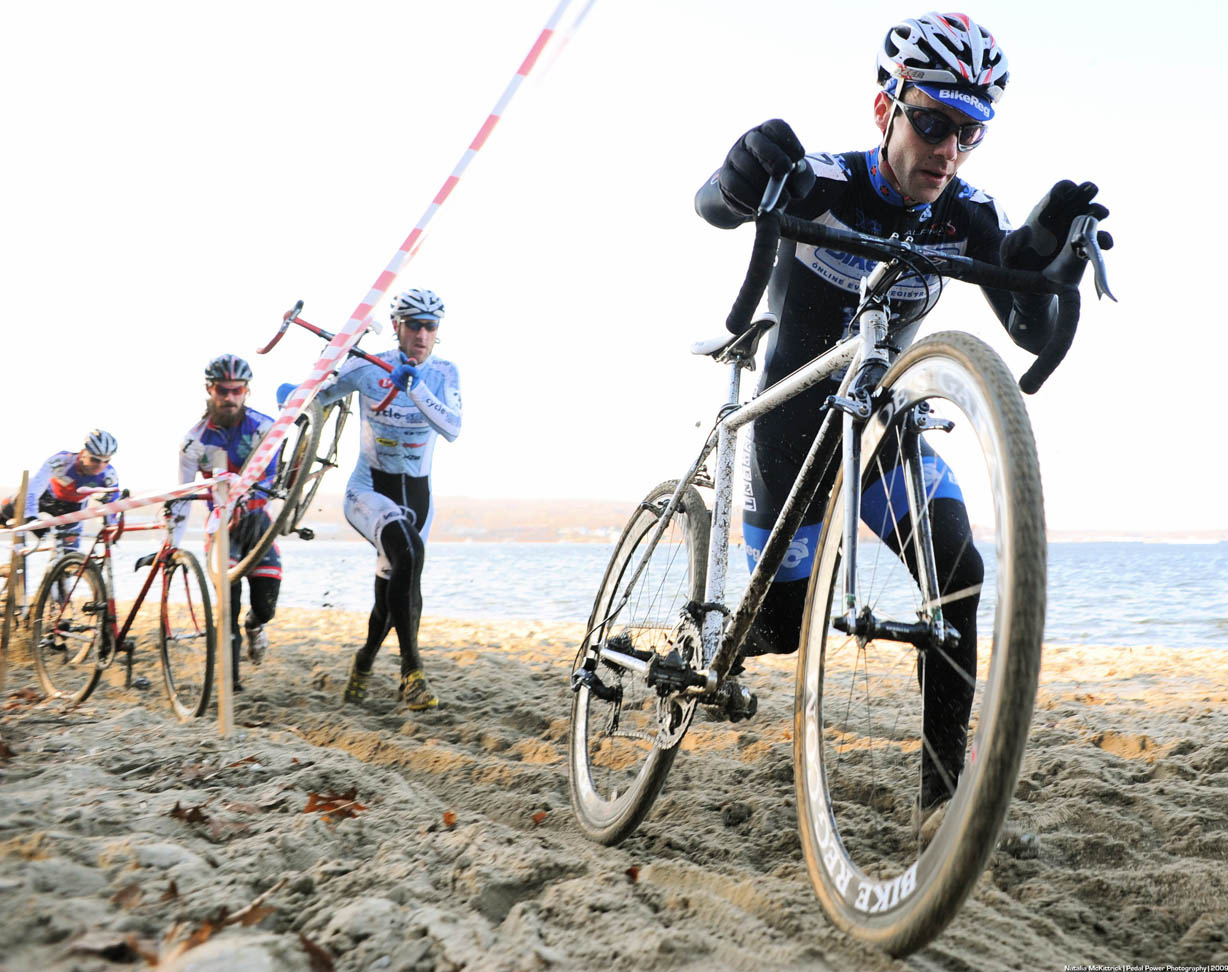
[95, 538, 1226, 650]
[266, 539, 1227, 650]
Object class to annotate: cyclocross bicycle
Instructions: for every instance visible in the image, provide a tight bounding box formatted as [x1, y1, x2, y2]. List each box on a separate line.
[31, 495, 217, 721]
[567, 172, 1114, 955]
[227, 300, 391, 583]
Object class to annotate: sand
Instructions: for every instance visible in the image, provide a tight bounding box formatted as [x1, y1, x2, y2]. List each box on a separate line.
[1, 607, 1226, 971]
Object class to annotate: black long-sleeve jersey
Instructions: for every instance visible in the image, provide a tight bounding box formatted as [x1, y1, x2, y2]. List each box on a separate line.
[696, 147, 1053, 428]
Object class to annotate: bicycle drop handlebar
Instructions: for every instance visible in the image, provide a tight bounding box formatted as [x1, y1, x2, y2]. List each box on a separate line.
[727, 170, 1113, 394]
[258, 301, 403, 412]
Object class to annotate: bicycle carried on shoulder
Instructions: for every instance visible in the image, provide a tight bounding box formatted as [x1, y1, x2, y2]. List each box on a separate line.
[567, 173, 1113, 955]
[228, 299, 397, 583]
[31, 494, 217, 721]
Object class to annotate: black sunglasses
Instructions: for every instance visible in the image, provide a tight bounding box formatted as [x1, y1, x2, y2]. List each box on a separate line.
[890, 94, 986, 152]
[395, 317, 439, 332]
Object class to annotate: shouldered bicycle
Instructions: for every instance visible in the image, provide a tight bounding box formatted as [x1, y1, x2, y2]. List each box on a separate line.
[567, 172, 1113, 955]
[227, 300, 410, 583]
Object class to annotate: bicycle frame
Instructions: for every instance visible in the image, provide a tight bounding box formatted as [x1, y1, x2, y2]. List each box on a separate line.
[595, 261, 928, 694]
[593, 174, 1111, 698]
[49, 506, 193, 687]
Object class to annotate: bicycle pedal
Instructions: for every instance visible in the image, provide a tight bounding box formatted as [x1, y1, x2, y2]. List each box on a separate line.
[703, 680, 758, 723]
[295, 527, 315, 540]
[130, 675, 151, 690]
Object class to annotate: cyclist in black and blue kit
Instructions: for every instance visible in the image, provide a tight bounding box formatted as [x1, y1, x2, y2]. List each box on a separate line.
[302, 288, 461, 712]
[695, 12, 1112, 829]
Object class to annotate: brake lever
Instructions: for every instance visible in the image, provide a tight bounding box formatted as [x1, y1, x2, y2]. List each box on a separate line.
[1072, 215, 1116, 303]
[757, 159, 807, 216]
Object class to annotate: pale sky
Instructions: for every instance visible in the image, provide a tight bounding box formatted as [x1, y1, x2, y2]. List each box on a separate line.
[4, 0, 1223, 534]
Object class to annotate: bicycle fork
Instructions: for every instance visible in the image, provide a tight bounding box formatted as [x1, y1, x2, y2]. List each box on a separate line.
[827, 271, 958, 651]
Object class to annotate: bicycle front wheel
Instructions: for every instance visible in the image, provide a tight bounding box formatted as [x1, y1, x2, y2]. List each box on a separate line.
[228, 400, 323, 583]
[795, 332, 1046, 955]
[569, 480, 710, 845]
[160, 549, 216, 720]
[32, 553, 106, 704]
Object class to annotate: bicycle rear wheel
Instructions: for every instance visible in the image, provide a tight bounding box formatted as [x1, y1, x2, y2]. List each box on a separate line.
[285, 397, 349, 536]
[569, 480, 710, 845]
[228, 400, 322, 583]
[160, 549, 216, 720]
[31, 553, 106, 704]
[795, 332, 1045, 955]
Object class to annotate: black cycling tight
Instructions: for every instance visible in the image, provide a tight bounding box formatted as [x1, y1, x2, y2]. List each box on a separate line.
[355, 517, 425, 677]
[229, 575, 279, 679]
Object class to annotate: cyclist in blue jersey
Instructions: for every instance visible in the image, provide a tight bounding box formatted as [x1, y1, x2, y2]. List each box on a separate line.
[305, 288, 462, 711]
[2, 429, 121, 550]
[695, 12, 1112, 829]
[172, 354, 281, 693]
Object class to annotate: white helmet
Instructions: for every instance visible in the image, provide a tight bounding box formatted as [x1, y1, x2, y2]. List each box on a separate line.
[390, 289, 445, 323]
[84, 428, 118, 458]
[877, 12, 1008, 120]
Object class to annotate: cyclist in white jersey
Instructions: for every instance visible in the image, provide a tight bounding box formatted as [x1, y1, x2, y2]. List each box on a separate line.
[305, 289, 461, 710]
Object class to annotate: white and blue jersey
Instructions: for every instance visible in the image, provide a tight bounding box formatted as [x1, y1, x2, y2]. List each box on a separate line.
[316, 351, 461, 575]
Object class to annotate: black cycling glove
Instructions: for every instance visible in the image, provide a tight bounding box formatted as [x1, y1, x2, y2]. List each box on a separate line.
[1001, 179, 1113, 271]
[717, 119, 816, 215]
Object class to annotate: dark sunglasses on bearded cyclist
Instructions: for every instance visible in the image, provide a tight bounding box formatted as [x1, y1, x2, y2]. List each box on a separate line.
[395, 317, 439, 332]
[889, 93, 987, 152]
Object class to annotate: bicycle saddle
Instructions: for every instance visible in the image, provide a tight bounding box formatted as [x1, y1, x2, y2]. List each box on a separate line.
[690, 313, 778, 362]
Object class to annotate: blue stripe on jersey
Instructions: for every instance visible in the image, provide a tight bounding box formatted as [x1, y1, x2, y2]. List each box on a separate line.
[859, 456, 964, 541]
[743, 456, 963, 581]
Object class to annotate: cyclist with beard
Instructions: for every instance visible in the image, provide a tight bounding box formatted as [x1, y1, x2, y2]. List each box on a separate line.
[172, 354, 280, 693]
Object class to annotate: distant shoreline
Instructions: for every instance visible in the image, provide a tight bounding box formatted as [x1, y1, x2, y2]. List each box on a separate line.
[8, 485, 1224, 544]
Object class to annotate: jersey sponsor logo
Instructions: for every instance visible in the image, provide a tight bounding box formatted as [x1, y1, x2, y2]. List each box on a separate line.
[376, 436, 397, 447]
[742, 522, 821, 582]
[378, 378, 394, 389]
[794, 212, 964, 300]
[373, 407, 424, 422]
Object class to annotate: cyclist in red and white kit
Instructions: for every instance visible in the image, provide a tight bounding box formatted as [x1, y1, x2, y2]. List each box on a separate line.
[173, 355, 281, 693]
[2, 430, 120, 550]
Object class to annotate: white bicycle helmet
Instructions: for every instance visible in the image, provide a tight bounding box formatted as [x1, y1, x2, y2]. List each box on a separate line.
[390, 289, 445, 323]
[84, 428, 118, 458]
[204, 353, 253, 383]
[877, 12, 1008, 120]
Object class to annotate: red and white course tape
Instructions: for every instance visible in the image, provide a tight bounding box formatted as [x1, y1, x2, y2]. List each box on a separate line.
[218, 0, 587, 527]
